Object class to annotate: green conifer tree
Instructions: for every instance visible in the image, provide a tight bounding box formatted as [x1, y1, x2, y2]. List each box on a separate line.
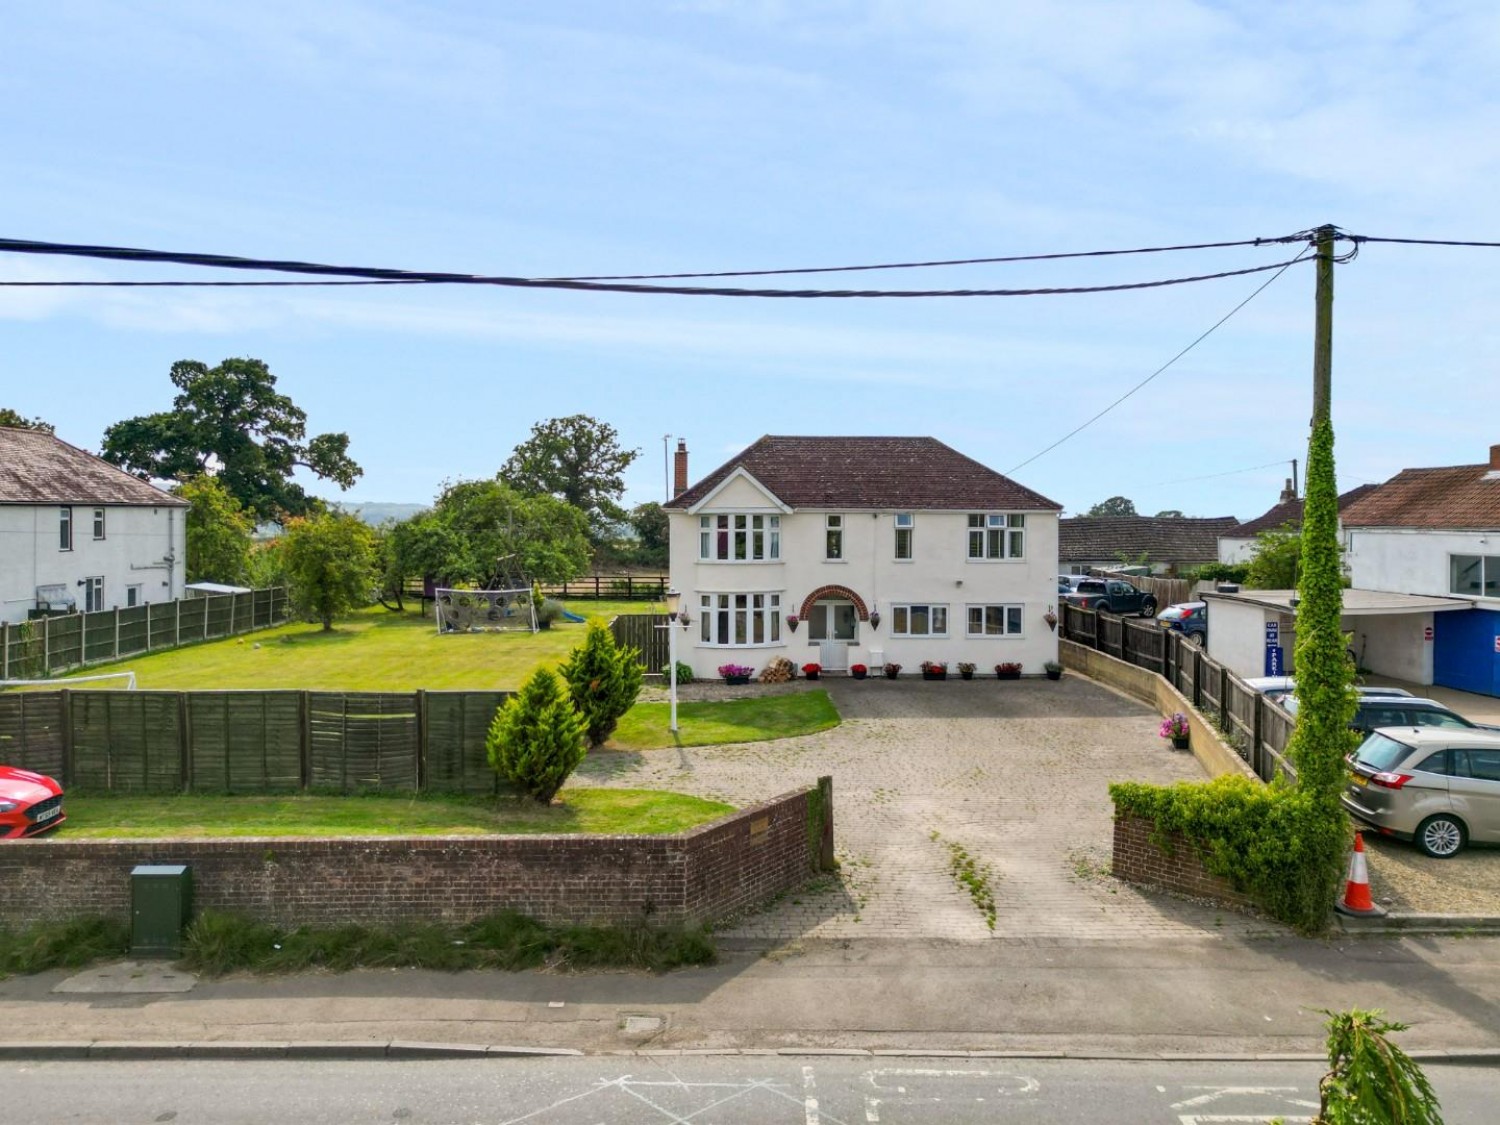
[559, 618, 643, 748]
[486, 667, 587, 803]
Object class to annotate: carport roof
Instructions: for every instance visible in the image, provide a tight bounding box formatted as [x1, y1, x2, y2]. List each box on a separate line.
[1201, 588, 1474, 615]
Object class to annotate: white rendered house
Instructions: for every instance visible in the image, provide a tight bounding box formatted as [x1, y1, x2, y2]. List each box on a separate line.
[664, 436, 1062, 678]
[0, 426, 188, 625]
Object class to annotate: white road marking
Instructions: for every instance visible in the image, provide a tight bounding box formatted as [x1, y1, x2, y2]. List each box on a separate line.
[1172, 1087, 1313, 1110]
[804, 1064, 821, 1125]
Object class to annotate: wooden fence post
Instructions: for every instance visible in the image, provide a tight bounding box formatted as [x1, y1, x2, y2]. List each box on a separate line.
[299, 690, 312, 790]
[42, 615, 50, 675]
[2, 621, 8, 680]
[415, 688, 428, 792]
[59, 688, 73, 787]
[178, 692, 191, 792]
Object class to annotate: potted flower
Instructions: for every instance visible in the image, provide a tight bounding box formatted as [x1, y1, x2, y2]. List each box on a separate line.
[786, 614, 800, 632]
[883, 662, 902, 680]
[718, 663, 755, 686]
[920, 660, 948, 681]
[1160, 712, 1191, 750]
[850, 663, 868, 680]
[802, 662, 822, 681]
[956, 662, 977, 681]
[995, 662, 1022, 680]
[1043, 660, 1063, 681]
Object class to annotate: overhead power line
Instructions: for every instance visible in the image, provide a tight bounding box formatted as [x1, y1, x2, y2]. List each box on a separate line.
[1349, 235, 1500, 248]
[1148, 458, 1292, 487]
[0, 236, 1311, 298]
[1007, 248, 1317, 474]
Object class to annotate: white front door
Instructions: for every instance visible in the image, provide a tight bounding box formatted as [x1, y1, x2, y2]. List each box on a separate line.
[807, 599, 857, 670]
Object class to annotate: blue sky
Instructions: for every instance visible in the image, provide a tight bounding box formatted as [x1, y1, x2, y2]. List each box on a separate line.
[4, 1, 1497, 521]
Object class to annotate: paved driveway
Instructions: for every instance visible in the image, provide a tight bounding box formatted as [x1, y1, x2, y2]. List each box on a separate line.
[575, 675, 1276, 942]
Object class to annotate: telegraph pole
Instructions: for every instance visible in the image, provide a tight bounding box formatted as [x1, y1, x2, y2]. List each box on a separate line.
[1311, 224, 1336, 428]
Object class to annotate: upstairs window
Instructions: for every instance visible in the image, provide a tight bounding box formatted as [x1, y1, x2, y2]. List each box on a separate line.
[825, 515, 843, 560]
[92, 508, 107, 540]
[699, 513, 780, 562]
[967, 513, 1025, 560]
[59, 506, 73, 551]
[894, 513, 914, 560]
[1450, 554, 1500, 598]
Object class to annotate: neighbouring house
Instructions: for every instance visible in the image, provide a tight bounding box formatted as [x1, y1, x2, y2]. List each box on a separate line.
[0, 426, 187, 625]
[1216, 479, 1380, 564]
[1337, 443, 1500, 696]
[1059, 515, 1238, 577]
[663, 437, 1062, 678]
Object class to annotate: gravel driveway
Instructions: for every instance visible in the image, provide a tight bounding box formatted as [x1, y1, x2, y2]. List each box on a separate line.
[574, 675, 1277, 942]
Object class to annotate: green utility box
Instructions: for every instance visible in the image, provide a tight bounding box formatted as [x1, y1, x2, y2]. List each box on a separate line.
[130, 864, 193, 957]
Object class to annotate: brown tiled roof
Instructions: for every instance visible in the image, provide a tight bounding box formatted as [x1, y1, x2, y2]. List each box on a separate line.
[1059, 516, 1239, 563]
[1341, 464, 1500, 529]
[1229, 483, 1380, 538]
[0, 426, 187, 506]
[665, 436, 1060, 511]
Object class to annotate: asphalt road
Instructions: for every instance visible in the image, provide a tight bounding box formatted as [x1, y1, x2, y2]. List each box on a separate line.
[1, 1057, 1492, 1123]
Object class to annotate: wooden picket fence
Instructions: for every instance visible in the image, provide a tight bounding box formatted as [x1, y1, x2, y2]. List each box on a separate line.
[0, 688, 512, 795]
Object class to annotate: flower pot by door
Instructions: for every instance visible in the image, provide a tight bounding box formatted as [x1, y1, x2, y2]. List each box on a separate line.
[805, 671, 820, 681]
[1170, 735, 1190, 750]
[1045, 669, 1062, 681]
[851, 669, 867, 680]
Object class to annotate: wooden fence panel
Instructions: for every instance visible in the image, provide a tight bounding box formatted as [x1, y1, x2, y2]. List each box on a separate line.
[187, 691, 304, 793]
[47, 614, 83, 673]
[1121, 619, 1165, 674]
[0, 692, 64, 776]
[117, 606, 150, 657]
[424, 690, 511, 793]
[612, 614, 670, 672]
[308, 691, 420, 792]
[69, 691, 184, 793]
[1098, 614, 1123, 659]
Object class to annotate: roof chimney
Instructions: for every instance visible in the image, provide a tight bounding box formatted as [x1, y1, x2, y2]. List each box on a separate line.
[673, 439, 689, 498]
[1279, 477, 1297, 503]
[1491, 443, 1500, 472]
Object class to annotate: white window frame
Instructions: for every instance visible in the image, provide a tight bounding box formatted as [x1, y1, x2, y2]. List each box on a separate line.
[890, 603, 948, 637]
[698, 513, 781, 562]
[84, 575, 104, 613]
[967, 512, 1026, 560]
[92, 507, 106, 540]
[698, 591, 783, 646]
[966, 603, 1026, 637]
[825, 514, 844, 561]
[59, 505, 73, 551]
[126, 584, 143, 608]
[894, 513, 914, 561]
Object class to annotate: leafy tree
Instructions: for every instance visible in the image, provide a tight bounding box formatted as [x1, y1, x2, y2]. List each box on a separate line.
[486, 667, 588, 803]
[1085, 495, 1138, 517]
[1154, 509, 1184, 518]
[435, 479, 591, 584]
[174, 475, 254, 585]
[500, 415, 639, 539]
[1245, 523, 1302, 588]
[1314, 1008, 1443, 1124]
[0, 408, 54, 433]
[626, 501, 669, 568]
[101, 357, 361, 521]
[559, 618, 643, 747]
[281, 512, 377, 630]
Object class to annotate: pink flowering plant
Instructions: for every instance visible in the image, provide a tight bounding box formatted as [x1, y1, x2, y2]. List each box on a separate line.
[1159, 712, 1190, 739]
[717, 663, 755, 679]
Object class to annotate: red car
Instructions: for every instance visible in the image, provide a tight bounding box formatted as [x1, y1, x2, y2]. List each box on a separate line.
[0, 765, 66, 838]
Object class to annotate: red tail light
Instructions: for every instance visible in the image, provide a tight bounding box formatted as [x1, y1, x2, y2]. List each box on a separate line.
[1370, 772, 1414, 789]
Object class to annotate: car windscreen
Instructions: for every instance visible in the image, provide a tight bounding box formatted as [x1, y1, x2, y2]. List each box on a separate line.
[1159, 606, 1190, 620]
[1354, 732, 1415, 772]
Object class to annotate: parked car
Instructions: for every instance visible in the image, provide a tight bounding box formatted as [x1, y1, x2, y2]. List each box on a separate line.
[1244, 677, 1414, 703]
[0, 765, 66, 838]
[1156, 601, 1207, 645]
[1063, 578, 1158, 617]
[1282, 694, 1498, 737]
[1058, 575, 1088, 593]
[1343, 727, 1500, 856]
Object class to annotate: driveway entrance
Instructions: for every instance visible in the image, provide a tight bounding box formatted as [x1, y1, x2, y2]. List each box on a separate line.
[577, 675, 1275, 942]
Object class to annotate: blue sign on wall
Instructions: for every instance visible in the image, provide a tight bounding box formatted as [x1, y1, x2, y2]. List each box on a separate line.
[1265, 620, 1283, 677]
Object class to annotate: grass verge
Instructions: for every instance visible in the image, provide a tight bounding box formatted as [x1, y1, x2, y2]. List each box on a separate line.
[0, 917, 130, 978]
[609, 690, 840, 749]
[61, 788, 734, 838]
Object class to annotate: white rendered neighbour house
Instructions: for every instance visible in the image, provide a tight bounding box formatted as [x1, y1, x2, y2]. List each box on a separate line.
[0, 426, 188, 625]
[664, 436, 1062, 679]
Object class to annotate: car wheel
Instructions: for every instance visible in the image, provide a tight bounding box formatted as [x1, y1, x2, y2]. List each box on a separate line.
[1186, 631, 1204, 647]
[1140, 596, 1157, 617]
[1415, 814, 1466, 858]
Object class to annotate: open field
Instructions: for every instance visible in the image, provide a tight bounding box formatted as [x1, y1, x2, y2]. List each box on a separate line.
[609, 690, 841, 749]
[48, 600, 654, 691]
[60, 787, 732, 838]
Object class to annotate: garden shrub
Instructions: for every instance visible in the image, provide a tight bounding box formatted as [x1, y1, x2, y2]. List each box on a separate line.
[486, 666, 588, 803]
[559, 618, 643, 747]
[1110, 776, 1348, 933]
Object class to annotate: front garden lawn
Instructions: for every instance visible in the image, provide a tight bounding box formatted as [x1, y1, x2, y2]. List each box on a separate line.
[609, 690, 840, 749]
[62, 788, 733, 838]
[53, 601, 652, 691]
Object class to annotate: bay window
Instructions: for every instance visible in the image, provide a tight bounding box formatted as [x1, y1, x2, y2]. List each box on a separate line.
[699, 592, 783, 646]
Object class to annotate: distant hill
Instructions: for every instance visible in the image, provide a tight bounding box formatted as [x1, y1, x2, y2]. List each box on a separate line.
[333, 502, 428, 526]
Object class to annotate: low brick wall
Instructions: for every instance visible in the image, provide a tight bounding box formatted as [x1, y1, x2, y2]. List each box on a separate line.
[1112, 813, 1253, 910]
[1, 787, 823, 930]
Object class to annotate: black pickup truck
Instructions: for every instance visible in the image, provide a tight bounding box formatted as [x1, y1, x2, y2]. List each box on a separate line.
[1063, 578, 1158, 617]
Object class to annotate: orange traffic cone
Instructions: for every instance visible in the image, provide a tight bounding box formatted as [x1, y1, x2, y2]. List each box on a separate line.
[1335, 831, 1387, 917]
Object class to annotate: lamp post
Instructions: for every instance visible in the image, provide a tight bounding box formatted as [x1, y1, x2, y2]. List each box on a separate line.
[665, 589, 681, 734]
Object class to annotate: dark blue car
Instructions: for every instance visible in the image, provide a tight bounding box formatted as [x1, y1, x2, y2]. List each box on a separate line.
[1156, 601, 1207, 645]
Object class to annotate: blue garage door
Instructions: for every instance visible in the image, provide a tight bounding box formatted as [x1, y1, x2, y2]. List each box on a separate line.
[1434, 608, 1500, 697]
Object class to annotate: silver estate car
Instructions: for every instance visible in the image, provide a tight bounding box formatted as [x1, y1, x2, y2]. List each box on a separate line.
[1342, 728, 1500, 857]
